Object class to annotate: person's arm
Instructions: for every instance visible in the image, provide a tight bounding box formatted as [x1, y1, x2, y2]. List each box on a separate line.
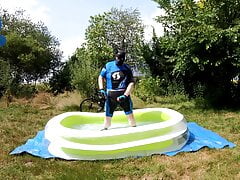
[124, 82, 134, 96]
[98, 75, 105, 90]
[117, 82, 134, 102]
[124, 65, 135, 96]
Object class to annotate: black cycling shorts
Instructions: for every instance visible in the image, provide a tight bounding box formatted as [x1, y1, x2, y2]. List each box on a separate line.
[105, 90, 133, 117]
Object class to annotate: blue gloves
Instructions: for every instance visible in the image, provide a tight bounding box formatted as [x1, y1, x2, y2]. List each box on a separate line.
[117, 95, 127, 102]
[99, 89, 106, 97]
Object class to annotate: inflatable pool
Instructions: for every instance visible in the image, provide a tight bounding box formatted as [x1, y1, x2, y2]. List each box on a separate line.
[45, 108, 189, 160]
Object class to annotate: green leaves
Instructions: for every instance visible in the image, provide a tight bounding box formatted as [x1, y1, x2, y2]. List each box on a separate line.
[152, 0, 240, 104]
[0, 9, 62, 84]
[71, 8, 145, 96]
[0, 60, 11, 89]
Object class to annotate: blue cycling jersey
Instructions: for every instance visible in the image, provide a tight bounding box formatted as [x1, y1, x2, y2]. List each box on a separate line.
[100, 60, 134, 91]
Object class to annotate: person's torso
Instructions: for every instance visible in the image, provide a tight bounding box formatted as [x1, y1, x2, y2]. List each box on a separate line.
[104, 61, 133, 91]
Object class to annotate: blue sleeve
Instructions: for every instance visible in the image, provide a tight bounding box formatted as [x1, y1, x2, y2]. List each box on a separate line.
[100, 65, 107, 78]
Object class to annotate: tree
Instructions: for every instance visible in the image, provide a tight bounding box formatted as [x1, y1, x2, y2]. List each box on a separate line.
[140, 29, 179, 95]
[0, 59, 11, 97]
[153, 0, 240, 105]
[103, 8, 145, 66]
[84, 7, 145, 67]
[0, 9, 62, 90]
[70, 46, 102, 97]
[71, 7, 145, 96]
[49, 60, 73, 95]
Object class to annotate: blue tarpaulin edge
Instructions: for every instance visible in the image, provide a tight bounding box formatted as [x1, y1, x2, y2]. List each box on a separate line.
[10, 122, 236, 159]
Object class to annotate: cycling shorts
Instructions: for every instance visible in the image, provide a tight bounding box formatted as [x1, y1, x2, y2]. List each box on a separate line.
[105, 90, 133, 117]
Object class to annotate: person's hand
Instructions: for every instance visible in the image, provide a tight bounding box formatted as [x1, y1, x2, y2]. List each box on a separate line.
[117, 95, 127, 102]
[99, 89, 106, 97]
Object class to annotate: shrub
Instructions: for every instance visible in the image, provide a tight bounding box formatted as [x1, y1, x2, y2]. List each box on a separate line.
[49, 62, 73, 95]
[36, 83, 51, 93]
[70, 60, 99, 98]
[134, 76, 164, 102]
[14, 84, 37, 99]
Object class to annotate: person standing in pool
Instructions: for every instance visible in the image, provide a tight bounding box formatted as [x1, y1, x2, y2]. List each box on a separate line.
[98, 50, 136, 130]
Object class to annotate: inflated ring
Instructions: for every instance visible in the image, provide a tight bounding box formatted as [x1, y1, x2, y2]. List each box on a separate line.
[45, 108, 189, 160]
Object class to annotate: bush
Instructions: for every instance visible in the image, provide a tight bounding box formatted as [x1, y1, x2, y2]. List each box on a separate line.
[14, 84, 37, 99]
[0, 60, 11, 97]
[165, 79, 185, 96]
[134, 76, 164, 102]
[70, 60, 100, 98]
[49, 62, 73, 95]
[36, 83, 51, 93]
[204, 82, 240, 108]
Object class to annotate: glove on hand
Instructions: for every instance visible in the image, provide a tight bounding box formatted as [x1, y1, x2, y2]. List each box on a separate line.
[117, 95, 127, 102]
[99, 89, 106, 96]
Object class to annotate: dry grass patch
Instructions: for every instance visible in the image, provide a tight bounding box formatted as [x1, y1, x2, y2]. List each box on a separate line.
[51, 91, 81, 110]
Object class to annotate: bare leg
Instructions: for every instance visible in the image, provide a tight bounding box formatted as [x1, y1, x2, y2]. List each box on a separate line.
[102, 116, 112, 130]
[126, 113, 136, 127]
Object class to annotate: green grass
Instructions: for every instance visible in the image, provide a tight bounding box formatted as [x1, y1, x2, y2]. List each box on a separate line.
[0, 94, 239, 179]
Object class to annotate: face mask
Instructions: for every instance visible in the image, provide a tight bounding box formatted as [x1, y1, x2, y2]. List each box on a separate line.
[116, 59, 124, 66]
[115, 51, 126, 66]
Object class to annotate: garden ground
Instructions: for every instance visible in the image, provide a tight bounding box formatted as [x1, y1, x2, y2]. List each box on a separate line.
[0, 92, 239, 179]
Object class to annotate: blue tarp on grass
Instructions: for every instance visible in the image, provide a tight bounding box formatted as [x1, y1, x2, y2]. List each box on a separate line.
[10, 122, 236, 159]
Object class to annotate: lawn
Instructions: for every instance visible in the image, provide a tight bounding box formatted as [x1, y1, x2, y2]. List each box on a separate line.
[0, 92, 239, 179]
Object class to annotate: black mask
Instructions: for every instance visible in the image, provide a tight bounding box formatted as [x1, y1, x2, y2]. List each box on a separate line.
[116, 58, 124, 66]
[115, 50, 126, 66]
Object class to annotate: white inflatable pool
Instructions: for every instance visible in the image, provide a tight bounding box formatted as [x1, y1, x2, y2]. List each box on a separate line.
[45, 108, 189, 160]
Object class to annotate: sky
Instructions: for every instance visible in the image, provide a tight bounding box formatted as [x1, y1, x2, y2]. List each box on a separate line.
[0, 0, 164, 60]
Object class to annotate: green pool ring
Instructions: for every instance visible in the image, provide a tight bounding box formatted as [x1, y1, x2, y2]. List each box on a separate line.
[45, 108, 189, 160]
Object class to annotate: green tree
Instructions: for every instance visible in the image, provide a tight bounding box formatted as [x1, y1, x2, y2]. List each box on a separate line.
[0, 9, 62, 92]
[140, 28, 178, 94]
[103, 8, 145, 66]
[0, 59, 11, 97]
[49, 61, 73, 95]
[153, 0, 240, 105]
[70, 46, 102, 97]
[84, 7, 145, 67]
[71, 7, 145, 96]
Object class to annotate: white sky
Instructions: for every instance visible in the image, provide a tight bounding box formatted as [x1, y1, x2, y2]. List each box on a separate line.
[0, 0, 164, 60]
